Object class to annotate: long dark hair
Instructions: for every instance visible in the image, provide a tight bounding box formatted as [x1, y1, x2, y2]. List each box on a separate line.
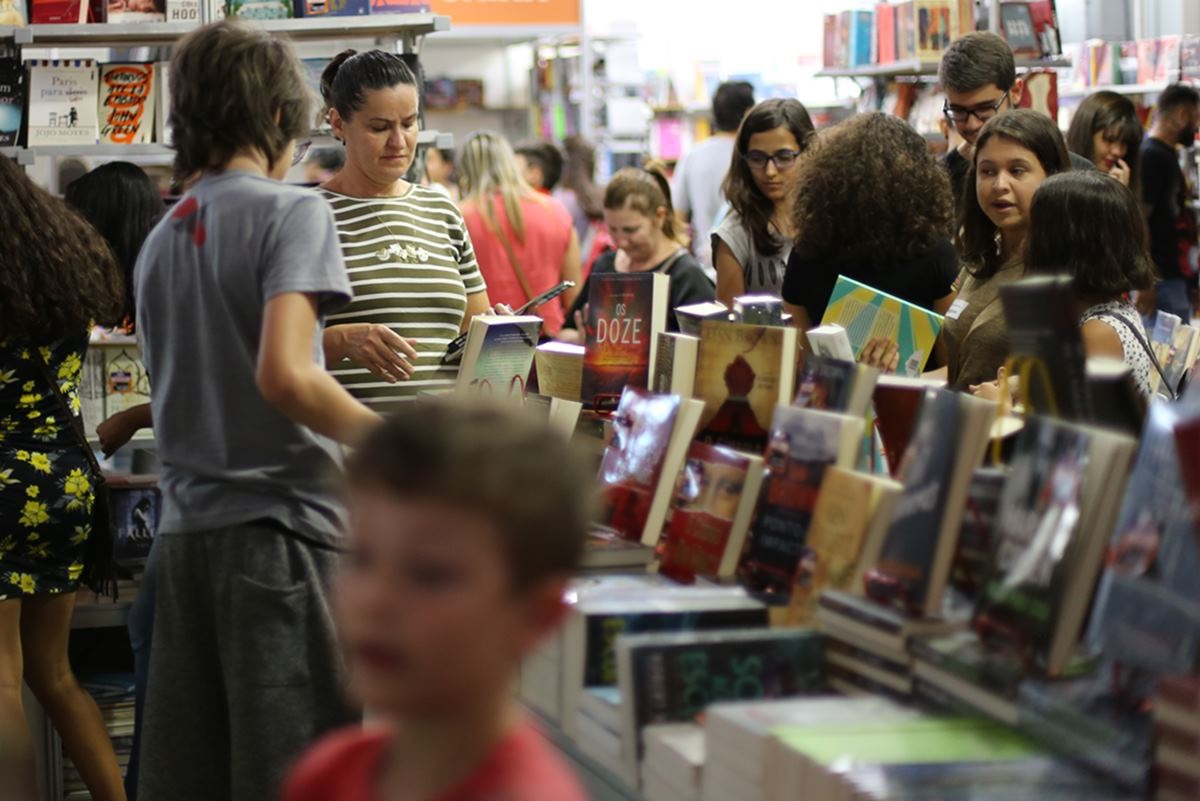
[1025, 171, 1156, 296]
[66, 162, 165, 327]
[0, 157, 123, 342]
[1066, 91, 1143, 192]
[723, 98, 815, 257]
[560, 135, 602, 221]
[959, 110, 1072, 279]
[321, 48, 417, 122]
[791, 112, 954, 266]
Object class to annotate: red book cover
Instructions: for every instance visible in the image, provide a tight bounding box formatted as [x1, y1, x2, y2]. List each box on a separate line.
[658, 442, 758, 582]
[1174, 416, 1200, 551]
[823, 14, 838, 69]
[876, 3, 896, 64]
[1026, 0, 1062, 57]
[1159, 674, 1200, 710]
[873, 380, 926, 476]
[581, 272, 668, 412]
[30, 0, 87, 22]
[597, 389, 682, 542]
[1018, 69, 1058, 120]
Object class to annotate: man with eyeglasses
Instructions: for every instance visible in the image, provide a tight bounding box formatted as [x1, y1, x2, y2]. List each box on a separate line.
[939, 32, 1093, 212]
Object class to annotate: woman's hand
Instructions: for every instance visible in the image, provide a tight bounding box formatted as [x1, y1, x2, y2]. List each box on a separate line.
[490, 303, 515, 316]
[859, 337, 900, 373]
[970, 366, 1017, 403]
[1108, 158, 1131, 187]
[556, 304, 589, 344]
[330, 323, 417, 384]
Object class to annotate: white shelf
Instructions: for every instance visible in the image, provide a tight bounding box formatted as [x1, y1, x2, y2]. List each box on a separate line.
[817, 56, 1070, 79]
[436, 23, 577, 45]
[1, 13, 449, 46]
[1059, 82, 1169, 98]
[71, 599, 132, 630]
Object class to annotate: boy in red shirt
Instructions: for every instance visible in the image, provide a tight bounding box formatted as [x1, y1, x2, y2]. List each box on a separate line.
[283, 401, 592, 801]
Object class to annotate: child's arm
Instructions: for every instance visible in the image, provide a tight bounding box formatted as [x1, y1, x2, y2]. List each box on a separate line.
[258, 292, 382, 446]
[97, 403, 153, 457]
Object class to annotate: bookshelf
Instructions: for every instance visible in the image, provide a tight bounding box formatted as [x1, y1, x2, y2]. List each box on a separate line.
[817, 56, 1071, 80]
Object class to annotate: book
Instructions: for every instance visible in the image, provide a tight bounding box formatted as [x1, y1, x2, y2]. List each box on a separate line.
[153, 62, 170, 145]
[895, 1, 916, 61]
[99, 63, 156, 146]
[1019, 69, 1059, 120]
[693, 320, 799, 453]
[817, 589, 965, 667]
[165, 0, 198, 21]
[522, 393, 582, 439]
[803, 323, 855, 363]
[910, 630, 1025, 725]
[871, 374, 944, 476]
[820, 275, 944, 378]
[454, 314, 542, 398]
[107, 477, 160, 563]
[1157, 34, 1183, 83]
[792, 352, 879, 420]
[867, 388, 996, 617]
[227, 0, 290, 15]
[30, 0, 86, 21]
[914, 0, 953, 60]
[25, 60, 100, 147]
[822, 14, 839, 69]
[949, 466, 1006, 603]
[0, 59, 23, 148]
[732, 294, 784, 326]
[1162, 322, 1196, 397]
[642, 723, 704, 801]
[739, 406, 864, 594]
[1000, 276, 1090, 422]
[824, 638, 913, 696]
[106, 0, 164, 21]
[1088, 402, 1200, 674]
[581, 272, 670, 412]
[1000, 1, 1041, 56]
[295, 0, 366, 14]
[952, 0, 975, 37]
[657, 442, 764, 582]
[369, 0, 428, 11]
[616, 628, 825, 784]
[976, 416, 1137, 675]
[0, 0, 25, 23]
[783, 467, 900, 626]
[103, 347, 151, 415]
[1085, 356, 1146, 437]
[674, 300, 730, 337]
[596, 388, 705, 546]
[651, 332, 698, 398]
[848, 9, 874, 67]
[581, 527, 657, 571]
[1149, 310, 1182, 395]
[533, 340, 583, 402]
[875, 3, 896, 64]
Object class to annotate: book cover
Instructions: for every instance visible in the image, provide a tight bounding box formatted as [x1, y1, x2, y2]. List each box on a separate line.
[30, 0, 86, 21]
[693, 320, 797, 453]
[369, 0, 428, 11]
[823, 14, 839, 68]
[650, 331, 697, 397]
[1027, 0, 1062, 57]
[1018, 70, 1058, 121]
[950, 466, 1006, 602]
[914, 0, 953, 60]
[108, 482, 160, 563]
[895, 1, 916, 61]
[0, 59, 23, 148]
[657, 442, 764, 582]
[165, 0, 198, 21]
[26, 60, 99, 147]
[1000, 1, 1041, 56]
[1137, 38, 1161, 84]
[975, 417, 1091, 670]
[876, 3, 896, 64]
[153, 62, 170, 145]
[952, 0, 975, 38]
[581, 272, 669, 412]
[849, 9, 875, 67]
[455, 314, 542, 398]
[106, 0, 164, 21]
[0, 0, 25, 24]
[533, 341, 582, 402]
[674, 301, 730, 338]
[617, 628, 825, 782]
[1182, 34, 1200, 82]
[103, 347, 151, 414]
[295, 0, 366, 15]
[227, 0, 291, 18]
[1157, 35, 1183, 83]
[792, 352, 856, 412]
[820, 275, 943, 378]
[784, 466, 881, 625]
[99, 63, 155, 146]
[869, 388, 962, 614]
[910, 630, 1026, 704]
[739, 406, 863, 594]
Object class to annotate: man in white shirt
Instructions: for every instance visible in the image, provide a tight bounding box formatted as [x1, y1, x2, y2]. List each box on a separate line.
[672, 80, 755, 277]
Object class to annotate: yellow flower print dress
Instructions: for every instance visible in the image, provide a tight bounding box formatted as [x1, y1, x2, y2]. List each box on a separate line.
[0, 333, 95, 599]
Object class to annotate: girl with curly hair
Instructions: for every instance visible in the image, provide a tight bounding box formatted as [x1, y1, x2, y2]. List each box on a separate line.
[713, 98, 815, 305]
[781, 112, 959, 335]
[947, 109, 1072, 391]
[0, 155, 127, 801]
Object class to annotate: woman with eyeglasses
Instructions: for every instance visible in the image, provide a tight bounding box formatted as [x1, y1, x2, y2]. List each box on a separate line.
[712, 99, 815, 306]
[317, 49, 498, 408]
[781, 112, 959, 337]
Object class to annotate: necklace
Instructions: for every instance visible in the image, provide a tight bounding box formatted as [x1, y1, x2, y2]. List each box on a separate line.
[370, 201, 430, 264]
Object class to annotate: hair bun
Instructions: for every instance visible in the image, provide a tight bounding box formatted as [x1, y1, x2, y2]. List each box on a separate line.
[319, 49, 359, 106]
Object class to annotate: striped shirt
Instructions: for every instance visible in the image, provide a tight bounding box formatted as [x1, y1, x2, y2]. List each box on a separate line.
[319, 186, 487, 408]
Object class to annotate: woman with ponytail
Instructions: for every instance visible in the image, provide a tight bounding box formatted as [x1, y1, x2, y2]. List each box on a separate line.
[559, 163, 715, 339]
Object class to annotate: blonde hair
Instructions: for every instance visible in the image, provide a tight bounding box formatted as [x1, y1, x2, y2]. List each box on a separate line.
[458, 130, 539, 243]
[603, 162, 687, 245]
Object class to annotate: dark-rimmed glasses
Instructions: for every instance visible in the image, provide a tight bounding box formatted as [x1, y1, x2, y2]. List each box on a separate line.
[742, 149, 801, 172]
[942, 94, 1010, 125]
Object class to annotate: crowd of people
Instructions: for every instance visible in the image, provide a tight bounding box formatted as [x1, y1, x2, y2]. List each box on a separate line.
[0, 16, 1198, 801]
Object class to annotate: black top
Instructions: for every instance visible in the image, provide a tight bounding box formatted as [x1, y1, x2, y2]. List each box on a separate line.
[1141, 137, 1191, 282]
[782, 238, 960, 325]
[563, 249, 717, 332]
[943, 147, 1097, 215]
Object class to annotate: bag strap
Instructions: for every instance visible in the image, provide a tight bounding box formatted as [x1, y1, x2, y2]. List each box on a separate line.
[658, 249, 687, 275]
[1090, 310, 1175, 399]
[481, 201, 535, 304]
[30, 346, 106, 482]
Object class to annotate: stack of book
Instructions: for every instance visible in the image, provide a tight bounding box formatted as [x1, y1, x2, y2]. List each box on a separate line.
[1155, 674, 1200, 801]
[64, 673, 135, 800]
[641, 723, 704, 801]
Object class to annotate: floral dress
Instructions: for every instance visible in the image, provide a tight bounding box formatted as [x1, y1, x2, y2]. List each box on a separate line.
[0, 333, 96, 599]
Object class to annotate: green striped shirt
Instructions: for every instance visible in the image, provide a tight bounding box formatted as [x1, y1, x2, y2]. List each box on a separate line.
[319, 186, 487, 408]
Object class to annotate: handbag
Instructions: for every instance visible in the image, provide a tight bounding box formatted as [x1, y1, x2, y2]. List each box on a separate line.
[31, 346, 118, 599]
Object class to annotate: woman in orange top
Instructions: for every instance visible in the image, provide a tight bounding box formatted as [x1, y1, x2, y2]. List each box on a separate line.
[458, 132, 582, 336]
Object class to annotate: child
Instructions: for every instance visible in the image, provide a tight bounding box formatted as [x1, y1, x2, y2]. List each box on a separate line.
[283, 401, 592, 801]
[133, 21, 380, 801]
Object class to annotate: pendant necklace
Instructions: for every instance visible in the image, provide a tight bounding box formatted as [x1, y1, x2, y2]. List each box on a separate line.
[371, 202, 430, 264]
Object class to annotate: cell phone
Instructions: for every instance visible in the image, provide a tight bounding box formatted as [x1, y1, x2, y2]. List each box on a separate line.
[441, 280, 576, 365]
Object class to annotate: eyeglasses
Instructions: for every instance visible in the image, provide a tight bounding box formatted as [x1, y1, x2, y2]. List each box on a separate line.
[292, 139, 313, 166]
[742, 149, 801, 172]
[942, 95, 1010, 125]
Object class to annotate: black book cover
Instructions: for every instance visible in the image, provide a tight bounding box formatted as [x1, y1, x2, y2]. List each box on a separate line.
[0, 58, 24, 147]
[950, 466, 1006, 603]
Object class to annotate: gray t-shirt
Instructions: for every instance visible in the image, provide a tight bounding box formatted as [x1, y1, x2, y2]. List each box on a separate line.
[135, 171, 352, 544]
[672, 134, 735, 272]
[711, 210, 792, 298]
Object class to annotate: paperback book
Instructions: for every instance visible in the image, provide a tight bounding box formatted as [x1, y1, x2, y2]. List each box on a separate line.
[820, 275, 944, 377]
[25, 60, 100, 147]
[0, 59, 23, 147]
[99, 63, 156, 145]
[533, 340, 583, 402]
[454, 314, 542, 398]
[793, 352, 879, 419]
[105, 0, 164, 21]
[581, 272, 669, 412]
[650, 331, 698, 398]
